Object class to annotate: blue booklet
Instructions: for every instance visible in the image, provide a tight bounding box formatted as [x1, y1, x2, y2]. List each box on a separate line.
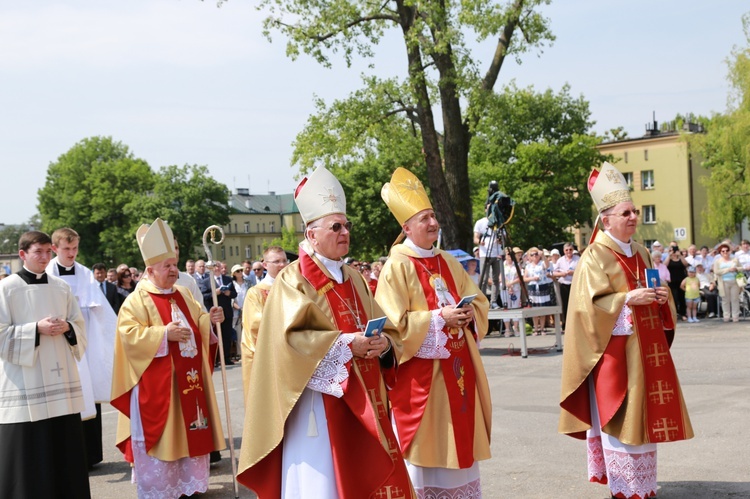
[455, 294, 477, 308]
[364, 316, 387, 337]
[645, 268, 660, 288]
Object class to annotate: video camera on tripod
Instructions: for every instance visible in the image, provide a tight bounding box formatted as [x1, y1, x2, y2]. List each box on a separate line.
[478, 181, 529, 308]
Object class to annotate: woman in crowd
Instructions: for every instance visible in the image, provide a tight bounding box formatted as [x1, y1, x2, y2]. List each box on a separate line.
[666, 243, 689, 321]
[713, 242, 742, 322]
[523, 246, 553, 335]
[116, 267, 136, 301]
[501, 249, 522, 336]
[651, 251, 671, 285]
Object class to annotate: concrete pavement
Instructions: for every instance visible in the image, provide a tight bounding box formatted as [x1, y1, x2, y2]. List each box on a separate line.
[90, 318, 750, 498]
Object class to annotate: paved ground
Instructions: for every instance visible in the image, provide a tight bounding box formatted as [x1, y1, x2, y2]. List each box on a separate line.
[90, 318, 750, 498]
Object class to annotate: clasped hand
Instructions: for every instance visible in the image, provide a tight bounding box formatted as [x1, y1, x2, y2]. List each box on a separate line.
[441, 304, 473, 328]
[627, 286, 669, 306]
[166, 321, 193, 342]
[351, 333, 389, 359]
[38, 316, 69, 336]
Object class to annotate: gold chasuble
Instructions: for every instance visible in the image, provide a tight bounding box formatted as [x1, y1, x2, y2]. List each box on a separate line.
[559, 232, 693, 445]
[237, 251, 415, 499]
[111, 280, 225, 462]
[240, 280, 271, 400]
[375, 244, 492, 469]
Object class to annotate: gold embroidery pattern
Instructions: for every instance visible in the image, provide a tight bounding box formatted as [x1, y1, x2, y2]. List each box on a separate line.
[183, 367, 203, 395]
[652, 417, 679, 442]
[648, 379, 674, 405]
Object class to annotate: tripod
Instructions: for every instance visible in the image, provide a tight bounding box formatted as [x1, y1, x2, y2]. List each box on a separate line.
[478, 222, 529, 309]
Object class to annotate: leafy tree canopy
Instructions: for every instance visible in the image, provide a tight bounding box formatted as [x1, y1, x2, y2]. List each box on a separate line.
[38, 136, 154, 266]
[688, 13, 750, 238]
[468, 83, 607, 249]
[38, 137, 230, 267]
[242, 0, 555, 250]
[126, 165, 231, 266]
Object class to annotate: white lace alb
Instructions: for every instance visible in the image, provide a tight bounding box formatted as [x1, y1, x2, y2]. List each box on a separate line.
[306, 333, 355, 398]
[414, 311, 451, 359]
[612, 305, 634, 336]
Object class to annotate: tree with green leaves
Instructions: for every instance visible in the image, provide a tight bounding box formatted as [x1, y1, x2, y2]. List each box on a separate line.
[268, 226, 302, 253]
[689, 13, 750, 238]
[126, 165, 231, 265]
[38, 136, 154, 266]
[469, 83, 606, 249]
[247, 0, 555, 249]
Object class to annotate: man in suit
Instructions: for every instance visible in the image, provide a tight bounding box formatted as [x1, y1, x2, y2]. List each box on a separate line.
[93, 263, 120, 313]
[200, 261, 236, 365]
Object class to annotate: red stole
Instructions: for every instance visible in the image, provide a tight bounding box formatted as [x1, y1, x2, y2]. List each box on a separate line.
[390, 254, 477, 468]
[303, 252, 411, 498]
[594, 250, 689, 443]
[112, 290, 215, 460]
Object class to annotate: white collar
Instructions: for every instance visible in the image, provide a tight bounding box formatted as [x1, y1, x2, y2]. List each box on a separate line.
[404, 237, 434, 257]
[261, 274, 275, 286]
[315, 252, 345, 283]
[23, 266, 45, 279]
[604, 230, 633, 257]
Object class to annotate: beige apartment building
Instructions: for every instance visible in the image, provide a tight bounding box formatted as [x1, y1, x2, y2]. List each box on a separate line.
[575, 123, 712, 250]
[208, 188, 304, 267]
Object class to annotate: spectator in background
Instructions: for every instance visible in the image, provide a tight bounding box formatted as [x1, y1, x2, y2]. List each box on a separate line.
[116, 267, 136, 301]
[465, 257, 480, 287]
[501, 249, 522, 337]
[552, 243, 579, 333]
[93, 262, 121, 313]
[231, 264, 247, 360]
[697, 245, 715, 271]
[735, 239, 750, 271]
[371, 261, 383, 281]
[129, 267, 140, 282]
[194, 259, 208, 282]
[651, 251, 670, 285]
[250, 261, 265, 282]
[651, 240, 664, 253]
[524, 246, 553, 335]
[695, 263, 718, 318]
[685, 244, 699, 266]
[474, 215, 503, 309]
[200, 260, 237, 365]
[549, 248, 560, 265]
[185, 259, 196, 278]
[666, 243, 689, 321]
[713, 242, 741, 323]
[107, 268, 118, 283]
[681, 266, 701, 323]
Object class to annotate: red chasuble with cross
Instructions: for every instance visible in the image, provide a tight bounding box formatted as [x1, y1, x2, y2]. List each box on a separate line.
[595, 250, 689, 443]
[111, 291, 215, 460]
[388, 254, 479, 468]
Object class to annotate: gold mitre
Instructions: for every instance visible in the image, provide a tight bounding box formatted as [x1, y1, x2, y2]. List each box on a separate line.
[136, 218, 176, 266]
[294, 166, 346, 225]
[381, 167, 433, 225]
[588, 161, 632, 213]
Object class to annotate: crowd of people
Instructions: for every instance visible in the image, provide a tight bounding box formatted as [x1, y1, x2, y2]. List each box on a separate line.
[1, 160, 746, 498]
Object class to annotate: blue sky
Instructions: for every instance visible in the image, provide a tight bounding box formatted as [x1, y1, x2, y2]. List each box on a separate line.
[1, 0, 747, 225]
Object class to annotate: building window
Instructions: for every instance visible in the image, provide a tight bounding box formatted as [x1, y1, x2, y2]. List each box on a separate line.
[229, 246, 233, 257]
[221, 246, 226, 259]
[263, 223, 266, 233]
[270, 222, 275, 232]
[644, 149, 648, 161]
[643, 205, 656, 224]
[644, 239, 656, 250]
[641, 170, 654, 190]
[623, 172, 633, 188]
[236, 246, 239, 256]
[624, 152, 628, 163]
[244, 222, 249, 233]
[256, 223, 260, 232]
[234, 223, 238, 233]
[257, 245, 261, 256]
[245, 246, 251, 258]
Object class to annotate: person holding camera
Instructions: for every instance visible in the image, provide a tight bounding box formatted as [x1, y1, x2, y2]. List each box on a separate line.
[666, 242, 690, 321]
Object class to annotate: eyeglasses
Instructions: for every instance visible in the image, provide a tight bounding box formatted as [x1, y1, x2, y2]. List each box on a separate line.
[123, 273, 132, 277]
[252, 268, 263, 272]
[529, 252, 539, 256]
[720, 249, 730, 253]
[312, 221, 352, 233]
[609, 209, 640, 218]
